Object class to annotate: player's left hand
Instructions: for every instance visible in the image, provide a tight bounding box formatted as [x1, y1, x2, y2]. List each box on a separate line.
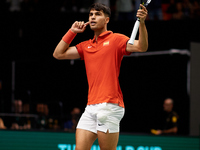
[137, 4, 148, 23]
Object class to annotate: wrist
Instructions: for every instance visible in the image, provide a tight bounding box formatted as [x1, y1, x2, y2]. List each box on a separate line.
[70, 28, 76, 33]
[62, 29, 77, 44]
[140, 21, 145, 24]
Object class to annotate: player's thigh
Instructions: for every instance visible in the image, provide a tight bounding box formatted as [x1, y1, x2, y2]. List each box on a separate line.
[75, 128, 97, 150]
[97, 131, 119, 150]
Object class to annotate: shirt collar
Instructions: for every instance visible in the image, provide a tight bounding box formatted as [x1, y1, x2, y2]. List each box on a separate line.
[91, 31, 113, 43]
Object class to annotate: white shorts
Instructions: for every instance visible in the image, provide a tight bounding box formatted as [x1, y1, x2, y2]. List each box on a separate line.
[76, 103, 125, 133]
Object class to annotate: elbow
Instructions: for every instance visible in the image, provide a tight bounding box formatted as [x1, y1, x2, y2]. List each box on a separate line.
[141, 42, 148, 52]
[53, 51, 60, 60]
[142, 46, 148, 52]
[53, 52, 57, 59]
[136, 41, 148, 52]
[53, 51, 68, 60]
[138, 45, 148, 52]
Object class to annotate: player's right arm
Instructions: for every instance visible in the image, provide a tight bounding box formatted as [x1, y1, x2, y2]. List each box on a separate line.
[53, 21, 89, 60]
[53, 41, 79, 60]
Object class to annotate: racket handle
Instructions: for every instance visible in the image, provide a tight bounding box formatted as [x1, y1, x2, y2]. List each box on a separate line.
[128, 20, 140, 45]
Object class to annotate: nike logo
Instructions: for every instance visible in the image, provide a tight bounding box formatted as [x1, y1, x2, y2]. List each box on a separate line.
[98, 124, 104, 126]
[88, 46, 92, 48]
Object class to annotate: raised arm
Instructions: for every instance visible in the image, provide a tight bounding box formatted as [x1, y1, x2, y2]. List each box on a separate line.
[53, 21, 89, 60]
[126, 4, 148, 53]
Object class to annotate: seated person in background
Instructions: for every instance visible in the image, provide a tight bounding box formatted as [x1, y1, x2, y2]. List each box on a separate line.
[64, 107, 81, 132]
[11, 99, 24, 130]
[45, 104, 61, 130]
[0, 118, 6, 129]
[151, 98, 179, 135]
[22, 103, 35, 129]
[36, 103, 48, 130]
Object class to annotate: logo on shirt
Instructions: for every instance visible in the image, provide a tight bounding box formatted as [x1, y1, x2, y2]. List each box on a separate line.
[103, 41, 109, 46]
[172, 116, 177, 123]
[88, 46, 92, 48]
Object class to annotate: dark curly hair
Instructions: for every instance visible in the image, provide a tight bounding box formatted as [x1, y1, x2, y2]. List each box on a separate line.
[89, 3, 111, 18]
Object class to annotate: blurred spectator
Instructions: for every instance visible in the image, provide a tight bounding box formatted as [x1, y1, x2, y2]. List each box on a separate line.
[151, 98, 179, 135]
[22, 103, 36, 129]
[35, 103, 60, 130]
[3, 0, 198, 20]
[193, 0, 200, 19]
[172, 2, 184, 19]
[164, 0, 183, 20]
[163, 0, 196, 20]
[6, 0, 22, 12]
[116, 0, 134, 21]
[52, 119, 60, 130]
[182, 0, 194, 19]
[64, 107, 81, 132]
[0, 118, 6, 129]
[44, 103, 61, 130]
[11, 99, 24, 129]
[161, 0, 172, 20]
[148, 0, 163, 20]
[10, 99, 37, 130]
[36, 103, 48, 130]
[165, 0, 177, 19]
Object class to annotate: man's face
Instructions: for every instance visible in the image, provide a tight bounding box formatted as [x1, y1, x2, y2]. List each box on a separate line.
[163, 99, 173, 112]
[89, 9, 109, 31]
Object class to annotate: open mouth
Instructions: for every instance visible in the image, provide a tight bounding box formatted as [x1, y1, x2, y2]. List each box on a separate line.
[90, 21, 96, 25]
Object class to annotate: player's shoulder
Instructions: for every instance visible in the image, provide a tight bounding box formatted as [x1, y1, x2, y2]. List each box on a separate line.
[171, 111, 179, 118]
[113, 33, 128, 37]
[171, 111, 179, 123]
[112, 33, 129, 41]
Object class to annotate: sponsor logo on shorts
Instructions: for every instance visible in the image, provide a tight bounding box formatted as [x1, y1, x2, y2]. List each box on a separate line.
[98, 124, 104, 126]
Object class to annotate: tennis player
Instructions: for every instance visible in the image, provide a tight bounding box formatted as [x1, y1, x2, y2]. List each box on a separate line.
[53, 3, 148, 150]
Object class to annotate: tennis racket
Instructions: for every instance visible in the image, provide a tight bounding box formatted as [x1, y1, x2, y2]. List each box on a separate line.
[128, 0, 151, 45]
